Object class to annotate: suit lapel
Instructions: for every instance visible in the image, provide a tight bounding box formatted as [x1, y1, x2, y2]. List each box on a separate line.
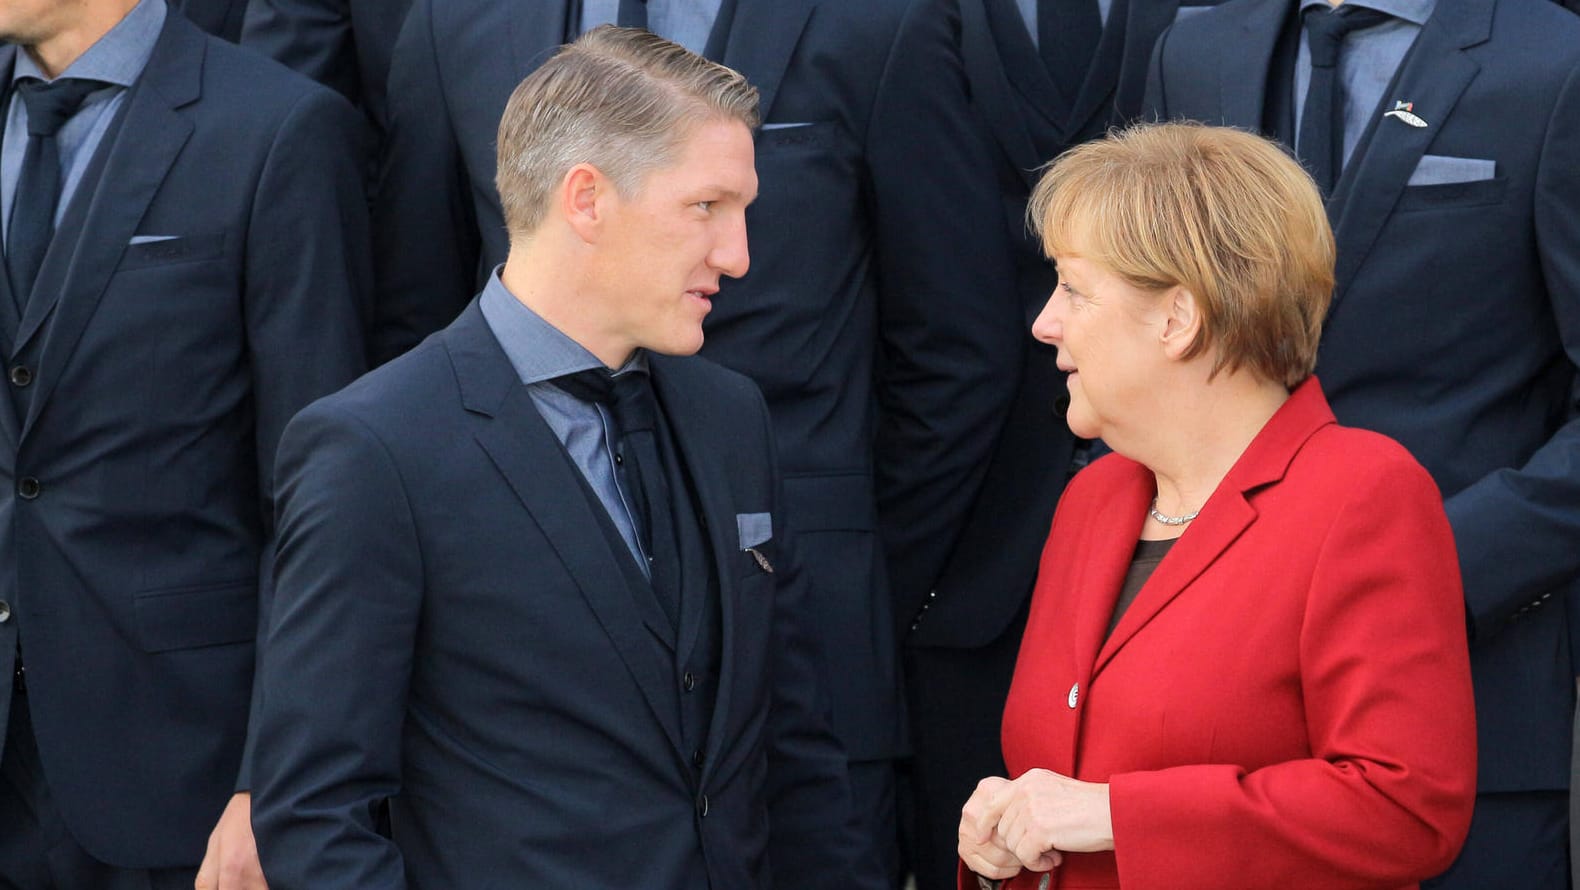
[1218, 0, 1291, 129]
[986, 0, 1077, 145]
[1325, 0, 1490, 313]
[1069, 467, 1150, 680]
[649, 357, 740, 772]
[1091, 380, 1337, 676]
[720, 0, 815, 121]
[18, 17, 200, 441]
[0, 50, 21, 445]
[961, 0, 1051, 189]
[1064, 0, 1134, 137]
[450, 307, 685, 758]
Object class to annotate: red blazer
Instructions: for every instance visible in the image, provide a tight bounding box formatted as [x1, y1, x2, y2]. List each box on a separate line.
[983, 379, 1476, 889]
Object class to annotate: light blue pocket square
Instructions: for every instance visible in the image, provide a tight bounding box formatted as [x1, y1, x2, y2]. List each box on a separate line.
[1407, 155, 1495, 187]
[760, 121, 813, 131]
[736, 512, 772, 549]
[129, 234, 181, 245]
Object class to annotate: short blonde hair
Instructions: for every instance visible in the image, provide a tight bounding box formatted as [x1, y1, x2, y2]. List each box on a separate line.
[495, 26, 760, 236]
[1028, 122, 1334, 388]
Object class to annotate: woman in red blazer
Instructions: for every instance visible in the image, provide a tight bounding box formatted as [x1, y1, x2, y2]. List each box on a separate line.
[957, 124, 1477, 889]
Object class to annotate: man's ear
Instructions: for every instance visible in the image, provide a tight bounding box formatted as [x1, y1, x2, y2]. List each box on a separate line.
[561, 163, 609, 244]
[1160, 285, 1203, 360]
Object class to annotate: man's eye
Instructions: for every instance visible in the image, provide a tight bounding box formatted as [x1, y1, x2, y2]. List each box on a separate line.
[696, 201, 715, 212]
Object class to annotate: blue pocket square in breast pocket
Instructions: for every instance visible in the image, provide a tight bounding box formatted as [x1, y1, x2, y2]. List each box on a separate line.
[736, 512, 772, 549]
[1408, 155, 1495, 187]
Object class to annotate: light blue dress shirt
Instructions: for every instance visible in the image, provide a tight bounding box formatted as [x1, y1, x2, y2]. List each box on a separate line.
[1, 0, 166, 243]
[479, 267, 652, 572]
[581, 0, 724, 54]
[1294, 0, 1435, 167]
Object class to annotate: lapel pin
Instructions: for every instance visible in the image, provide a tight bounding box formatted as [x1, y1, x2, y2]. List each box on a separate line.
[744, 546, 774, 573]
[1383, 100, 1428, 128]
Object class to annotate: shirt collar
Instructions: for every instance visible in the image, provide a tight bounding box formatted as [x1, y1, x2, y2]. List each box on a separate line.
[1298, 0, 1435, 27]
[478, 266, 648, 386]
[14, 0, 167, 87]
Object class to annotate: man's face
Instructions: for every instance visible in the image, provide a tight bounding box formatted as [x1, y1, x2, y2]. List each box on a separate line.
[590, 117, 757, 362]
[0, 0, 81, 47]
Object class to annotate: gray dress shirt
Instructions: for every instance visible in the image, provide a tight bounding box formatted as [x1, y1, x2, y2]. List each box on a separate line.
[581, 0, 723, 54]
[479, 268, 652, 573]
[1293, 0, 1435, 167]
[1, 0, 166, 243]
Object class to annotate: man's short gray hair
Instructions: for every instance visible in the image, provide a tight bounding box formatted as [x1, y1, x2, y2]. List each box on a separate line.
[495, 25, 761, 236]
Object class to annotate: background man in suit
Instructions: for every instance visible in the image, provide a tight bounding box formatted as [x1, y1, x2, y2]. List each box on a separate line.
[0, 0, 368, 887]
[1145, 0, 1580, 884]
[372, 1, 1024, 879]
[249, 28, 882, 888]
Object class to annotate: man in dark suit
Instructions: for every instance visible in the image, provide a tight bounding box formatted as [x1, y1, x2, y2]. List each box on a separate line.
[169, 0, 249, 40]
[249, 28, 882, 888]
[0, 0, 368, 887]
[1145, 0, 1580, 884]
[886, 1, 1207, 885]
[372, 0, 1024, 879]
[241, 0, 411, 146]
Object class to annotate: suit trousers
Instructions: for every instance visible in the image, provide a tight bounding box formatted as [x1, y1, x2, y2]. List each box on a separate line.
[1423, 790, 1568, 890]
[900, 605, 1028, 890]
[0, 693, 198, 890]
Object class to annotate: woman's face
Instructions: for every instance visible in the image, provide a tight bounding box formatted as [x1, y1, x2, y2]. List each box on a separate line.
[1031, 253, 1167, 442]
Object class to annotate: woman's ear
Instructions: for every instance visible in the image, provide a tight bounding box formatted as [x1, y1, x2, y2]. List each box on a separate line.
[1160, 285, 1203, 361]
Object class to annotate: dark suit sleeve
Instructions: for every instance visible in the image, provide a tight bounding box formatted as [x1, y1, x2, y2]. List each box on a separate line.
[1141, 22, 1176, 119]
[236, 85, 371, 790]
[370, 0, 480, 364]
[250, 402, 418, 889]
[868, 0, 1024, 619]
[241, 0, 361, 105]
[1447, 63, 1580, 637]
[755, 392, 887, 890]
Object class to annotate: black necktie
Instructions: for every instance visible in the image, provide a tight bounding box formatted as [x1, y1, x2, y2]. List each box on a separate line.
[7, 77, 106, 311]
[1040, 0, 1103, 102]
[551, 367, 680, 628]
[1298, 4, 1391, 195]
[617, 0, 648, 28]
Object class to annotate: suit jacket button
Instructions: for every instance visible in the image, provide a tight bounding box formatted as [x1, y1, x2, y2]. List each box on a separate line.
[17, 477, 40, 500]
[1067, 682, 1079, 709]
[683, 671, 696, 692]
[697, 793, 709, 817]
[0, 600, 10, 623]
[8, 365, 31, 387]
[692, 748, 705, 769]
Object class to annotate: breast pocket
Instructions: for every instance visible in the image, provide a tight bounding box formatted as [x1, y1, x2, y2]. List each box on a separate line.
[1395, 176, 1508, 212]
[116, 232, 227, 273]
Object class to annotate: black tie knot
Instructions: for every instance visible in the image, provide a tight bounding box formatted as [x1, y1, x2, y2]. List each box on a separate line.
[548, 367, 656, 432]
[1303, 5, 1392, 68]
[17, 77, 107, 137]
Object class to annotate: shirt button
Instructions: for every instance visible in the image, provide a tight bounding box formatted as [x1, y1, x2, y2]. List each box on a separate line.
[614, 453, 623, 465]
[683, 671, 696, 692]
[8, 365, 31, 387]
[17, 477, 40, 500]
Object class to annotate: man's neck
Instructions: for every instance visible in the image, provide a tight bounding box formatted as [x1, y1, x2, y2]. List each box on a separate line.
[24, 0, 140, 79]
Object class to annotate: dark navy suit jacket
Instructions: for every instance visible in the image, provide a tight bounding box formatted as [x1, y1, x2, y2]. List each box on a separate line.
[1145, 0, 1580, 794]
[0, 13, 367, 868]
[169, 0, 250, 40]
[371, 0, 1024, 763]
[250, 302, 876, 889]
